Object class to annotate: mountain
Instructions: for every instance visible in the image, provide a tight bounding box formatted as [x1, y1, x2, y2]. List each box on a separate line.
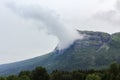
[0, 30, 120, 76]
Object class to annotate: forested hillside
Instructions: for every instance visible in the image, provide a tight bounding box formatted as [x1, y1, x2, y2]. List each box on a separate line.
[0, 31, 120, 76]
[0, 62, 120, 80]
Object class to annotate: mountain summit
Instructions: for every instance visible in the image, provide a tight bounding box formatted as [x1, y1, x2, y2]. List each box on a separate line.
[0, 30, 120, 76]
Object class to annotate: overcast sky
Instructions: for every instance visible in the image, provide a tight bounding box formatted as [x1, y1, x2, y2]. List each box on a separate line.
[0, 0, 120, 64]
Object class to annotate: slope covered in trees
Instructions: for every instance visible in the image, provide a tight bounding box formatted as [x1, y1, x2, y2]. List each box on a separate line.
[0, 62, 120, 80]
[0, 31, 120, 75]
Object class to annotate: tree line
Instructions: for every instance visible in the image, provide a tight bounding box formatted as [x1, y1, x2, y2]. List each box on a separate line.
[0, 62, 120, 80]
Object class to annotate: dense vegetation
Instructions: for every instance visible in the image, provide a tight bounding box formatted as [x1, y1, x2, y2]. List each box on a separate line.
[0, 31, 120, 75]
[0, 62, 120, 80]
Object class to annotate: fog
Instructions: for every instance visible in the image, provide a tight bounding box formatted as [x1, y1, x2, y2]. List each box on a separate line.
[0, 0, 120, 64]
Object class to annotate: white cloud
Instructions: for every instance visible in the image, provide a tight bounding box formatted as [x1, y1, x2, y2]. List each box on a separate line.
[79, 0, 120, 33]
[0, 0, 120, 64]
[5, 1, 82, 50]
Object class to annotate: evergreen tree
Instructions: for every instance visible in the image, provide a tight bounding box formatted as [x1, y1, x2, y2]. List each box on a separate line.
[18, 71, 31, 77]
[51, 70, 63, 80]
[31, 66, 49, 80]
[109, 62, 119, 75]
[102, 72, 110, 80]
[7, 75, 19, 80]
[72, 71, 84, 80]
[61, 74, 72, 80]
[19, 75, 30, 80]
[116, 73, 120, 80]
[109, 74, 116, 80]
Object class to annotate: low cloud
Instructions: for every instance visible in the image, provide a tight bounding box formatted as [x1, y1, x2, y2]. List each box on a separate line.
[5, 1, 82, 50]
[81, 0, 120, 33]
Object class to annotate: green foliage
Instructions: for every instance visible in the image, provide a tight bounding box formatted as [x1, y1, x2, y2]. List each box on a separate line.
[7, 75, 19, 80]
[51, 71, 63, 80]
[116, 73, 120, 80]
[0, 77, 6, 80]
[18, 71, 31, 77]
[86, 74, 101, 80]
[109, 74, 116, 80]
[109, 62, 119, 75]
[1, 63, 120, 80]
[112, 33, 120, 41]
[62, 74, 72, 80]
[19, 75, 30, 80]
[31, 66, 49, 80]
[0, 31, 120, 76]
[72, 71, 85, 80]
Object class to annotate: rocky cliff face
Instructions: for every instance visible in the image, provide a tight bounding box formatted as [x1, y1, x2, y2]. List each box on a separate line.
[54, 31, 111, 54]
[0, 30, 120, 76]
[73, 31, 111, 50]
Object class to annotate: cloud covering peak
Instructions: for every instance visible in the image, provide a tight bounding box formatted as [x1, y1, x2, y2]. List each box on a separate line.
[5, 1, 82, 50]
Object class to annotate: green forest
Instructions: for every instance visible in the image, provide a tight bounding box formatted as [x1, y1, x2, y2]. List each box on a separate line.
[0, 62, 120, 80]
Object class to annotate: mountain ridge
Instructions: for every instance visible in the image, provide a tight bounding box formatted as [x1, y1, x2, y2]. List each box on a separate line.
[0, 30, 120, 76]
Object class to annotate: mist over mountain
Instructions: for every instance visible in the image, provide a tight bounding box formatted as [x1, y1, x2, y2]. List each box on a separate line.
[0, 30, 120, 76]
[5, 1, 82, 50]
[1, 0, 120, 64]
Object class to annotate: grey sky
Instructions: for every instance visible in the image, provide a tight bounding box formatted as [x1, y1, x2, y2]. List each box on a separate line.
[0, 0, 119, 64]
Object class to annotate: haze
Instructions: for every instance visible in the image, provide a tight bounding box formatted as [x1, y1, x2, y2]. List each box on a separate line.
[0, 0, 120, 64]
